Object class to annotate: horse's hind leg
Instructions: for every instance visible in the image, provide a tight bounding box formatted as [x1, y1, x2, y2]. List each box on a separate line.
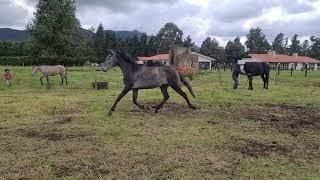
[248, 75, 253, 90]
[265, 73, 269, 89]
[261, 75, 266, 88]
[109, 86, 131, 116]
[133, 89, 145, 109]
[171, 84, 196, 110]
[154, 85, 170, 113]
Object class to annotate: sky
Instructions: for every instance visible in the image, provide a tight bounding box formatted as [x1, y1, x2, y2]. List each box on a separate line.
[1, 0, 320, 46]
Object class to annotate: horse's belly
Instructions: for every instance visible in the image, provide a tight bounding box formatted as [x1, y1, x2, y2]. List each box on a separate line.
[133, 79, 167, 89]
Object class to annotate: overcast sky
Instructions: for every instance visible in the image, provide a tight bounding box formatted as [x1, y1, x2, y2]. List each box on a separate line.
[1, 0, 320, 46]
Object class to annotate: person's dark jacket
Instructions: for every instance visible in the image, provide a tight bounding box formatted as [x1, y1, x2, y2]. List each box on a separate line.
[232, 64, 246, 78]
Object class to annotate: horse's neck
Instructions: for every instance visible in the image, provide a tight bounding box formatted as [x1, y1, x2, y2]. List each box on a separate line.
[117, 59, 134, 77]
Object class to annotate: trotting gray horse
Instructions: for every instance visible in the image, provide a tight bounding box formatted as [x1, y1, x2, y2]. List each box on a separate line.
[102, 50, 196, 115]
[32, 65, 68, 86]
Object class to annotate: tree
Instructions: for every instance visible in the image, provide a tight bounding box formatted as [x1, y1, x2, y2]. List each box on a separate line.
[94, 23, 105, 60]
[104, 30, 118, 52]
[155, 22, 183, 53]
[27, 0, 85, 57]
[289, 34, 301, 55]
[182, 35, 194, 48]
[147, 35, 157, 56]
[126, 35, 141, 57]
[140, 33, 148, 56]
[245, 27, 270, 54]
[225, 37, 245, 63]
[200, 37, 226, 63]
[272, 33, 287, 54]
[310, 36, 320, 60]
[301, 39, 310, 56]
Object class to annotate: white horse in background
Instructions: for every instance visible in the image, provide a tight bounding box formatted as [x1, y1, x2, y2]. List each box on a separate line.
[32, 65, 68, 86]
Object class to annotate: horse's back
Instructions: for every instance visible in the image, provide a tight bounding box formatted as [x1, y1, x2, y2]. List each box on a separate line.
[41, 65, 66, 76]
[244, 62, 269, 76]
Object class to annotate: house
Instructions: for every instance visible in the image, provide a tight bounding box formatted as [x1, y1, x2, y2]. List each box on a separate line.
[238, 51, 319, 71]
[137, 52, 215, 70]
[137, 54, 170, 66]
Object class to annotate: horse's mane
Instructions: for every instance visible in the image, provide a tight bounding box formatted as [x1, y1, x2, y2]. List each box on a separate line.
[116, 51, 138, 64]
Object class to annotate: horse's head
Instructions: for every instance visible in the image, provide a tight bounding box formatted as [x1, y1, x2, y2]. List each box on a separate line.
[101, 50, 118, 72]
[32, 66, 39, 76]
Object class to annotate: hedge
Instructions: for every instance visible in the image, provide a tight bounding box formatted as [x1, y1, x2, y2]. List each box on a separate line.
[0, 56, 98, 66]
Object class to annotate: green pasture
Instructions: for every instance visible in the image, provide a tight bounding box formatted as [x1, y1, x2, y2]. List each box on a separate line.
[0, 66, 319, 179]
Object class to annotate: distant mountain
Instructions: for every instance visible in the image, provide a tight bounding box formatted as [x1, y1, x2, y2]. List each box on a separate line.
[0, 28, 146, 41]
[0, 28, 30, 41]
[112, 30, 145, 40]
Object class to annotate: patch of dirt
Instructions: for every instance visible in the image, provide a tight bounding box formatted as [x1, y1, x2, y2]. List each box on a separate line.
[132, 102, 200, 113]
[16, 129, 92, 142]
[235, 140, 291, 158]
[54, 117, 72, 125]
[226, 104, 320, 135]
[207, 121, 220, 126]
[53, 162, 110, 178]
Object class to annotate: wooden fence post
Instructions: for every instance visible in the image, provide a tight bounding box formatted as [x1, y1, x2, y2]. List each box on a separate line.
[305, 63, 308, 77]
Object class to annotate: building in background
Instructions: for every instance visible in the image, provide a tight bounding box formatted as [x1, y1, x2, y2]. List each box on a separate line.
[238, 51, 319, 71]
[137, 52, 215, 70]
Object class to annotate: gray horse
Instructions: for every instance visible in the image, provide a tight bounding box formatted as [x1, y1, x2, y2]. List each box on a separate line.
[102, 50, 196, 115]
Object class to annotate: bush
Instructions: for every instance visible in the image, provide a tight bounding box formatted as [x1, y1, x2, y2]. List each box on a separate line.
[0, 56, 98, 66]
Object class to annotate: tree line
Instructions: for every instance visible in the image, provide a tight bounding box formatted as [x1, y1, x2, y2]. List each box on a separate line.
[0, 0, 320, 65]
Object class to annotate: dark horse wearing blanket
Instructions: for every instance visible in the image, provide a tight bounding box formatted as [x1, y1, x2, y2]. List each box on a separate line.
[244, 62, 270, 90]
[102, 50, 196, 115]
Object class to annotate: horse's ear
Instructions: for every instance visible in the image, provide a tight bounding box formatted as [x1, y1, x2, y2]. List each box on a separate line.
[106, 49, 116, 55]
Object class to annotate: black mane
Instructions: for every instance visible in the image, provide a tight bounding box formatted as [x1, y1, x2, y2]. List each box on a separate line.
[116, 51, 137, 64]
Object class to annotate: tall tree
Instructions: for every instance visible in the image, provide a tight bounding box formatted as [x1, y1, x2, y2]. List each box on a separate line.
[272, 33, 287, 54]
[147, 35, 157, 56]
[27, 0, 85, 57]
[225, 37, 245, 63]
[200, 37, 226, 63]
[94, 23, 105, 60]
[289, 34, 302, 55]
[245, 27, 270, 54]
[127, 35, 141, 57]
[155, 22, 183, 53]
[140, 33, 148, 56]
[104, 30, 118, 51]
[301, 39, 310, 56]
[182, 35, 194, 48]
[310, 36, 320, 60]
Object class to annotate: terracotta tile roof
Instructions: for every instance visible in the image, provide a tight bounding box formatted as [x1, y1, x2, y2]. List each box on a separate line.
[250, 54, 320, 63]
[138, 54, 170, 61]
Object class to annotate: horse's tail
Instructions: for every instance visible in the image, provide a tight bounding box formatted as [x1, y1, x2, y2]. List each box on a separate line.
[179, 74, 195, 98]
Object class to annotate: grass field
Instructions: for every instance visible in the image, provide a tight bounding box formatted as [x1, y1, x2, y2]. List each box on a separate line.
[0, 66, 319, 179]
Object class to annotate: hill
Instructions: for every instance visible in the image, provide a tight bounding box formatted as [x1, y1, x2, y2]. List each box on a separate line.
[0, 28, 145, 41]
[0, 28, 30, 41]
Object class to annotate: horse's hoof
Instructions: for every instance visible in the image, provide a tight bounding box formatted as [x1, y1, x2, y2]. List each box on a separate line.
[190, 105, 197, 110]
[108, 111, 113, 116]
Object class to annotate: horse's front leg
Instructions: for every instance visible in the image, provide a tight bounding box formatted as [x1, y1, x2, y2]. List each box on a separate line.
[133, 89, 145, 109]
[108, 86, 131, 116]
[46, 75, 49, 85]
[40, 76, 44, 86]
[60, 76, 64, 85]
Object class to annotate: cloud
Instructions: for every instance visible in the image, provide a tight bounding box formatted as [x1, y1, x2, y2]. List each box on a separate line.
[1, 0, 320, 46]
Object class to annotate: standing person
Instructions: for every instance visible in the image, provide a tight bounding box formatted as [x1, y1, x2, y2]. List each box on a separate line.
[232, 64, 246, 94]
[3, 69, 14, 87]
